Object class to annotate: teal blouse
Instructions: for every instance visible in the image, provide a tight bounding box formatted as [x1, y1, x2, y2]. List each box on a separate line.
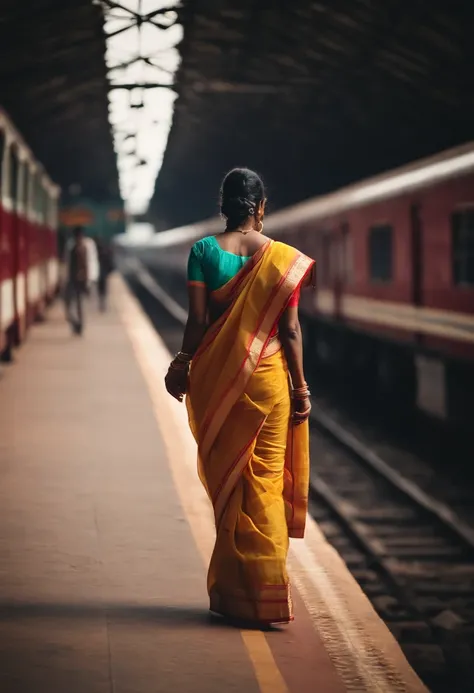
[187, 235, 251, 292]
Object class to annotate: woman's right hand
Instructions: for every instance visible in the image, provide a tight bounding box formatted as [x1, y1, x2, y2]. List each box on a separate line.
[292, 396, 311, 425]
[165, 364, 188, 402]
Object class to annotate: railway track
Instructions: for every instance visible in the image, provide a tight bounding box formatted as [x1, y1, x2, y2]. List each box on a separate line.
[308, 422, 474, 692]
[120, 255, 474, 692]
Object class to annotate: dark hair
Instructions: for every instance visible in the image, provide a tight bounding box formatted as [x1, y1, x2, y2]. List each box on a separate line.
[220, 168, 265, 230]
[73, 226, 84, 238]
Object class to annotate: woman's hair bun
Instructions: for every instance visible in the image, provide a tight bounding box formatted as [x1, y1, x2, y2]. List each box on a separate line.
[221, 196, 255, 219]
[220, 168, 265, 229]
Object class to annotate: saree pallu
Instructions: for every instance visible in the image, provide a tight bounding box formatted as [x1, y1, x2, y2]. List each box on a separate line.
[186, 240, 314, 624]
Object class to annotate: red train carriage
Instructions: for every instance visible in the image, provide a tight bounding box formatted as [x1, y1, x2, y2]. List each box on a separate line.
[0, 109, 60, 360]
[122, 142, 474, 429]
[268, 143, 474, 427]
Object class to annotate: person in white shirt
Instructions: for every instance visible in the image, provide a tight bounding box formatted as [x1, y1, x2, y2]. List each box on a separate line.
[63, 227, 101, 333]
[83, 235, 100, 290]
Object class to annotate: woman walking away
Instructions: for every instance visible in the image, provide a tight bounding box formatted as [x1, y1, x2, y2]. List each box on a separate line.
[165, 168, 315, 627]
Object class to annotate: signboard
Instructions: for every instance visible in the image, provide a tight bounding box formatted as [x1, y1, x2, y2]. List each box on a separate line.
[59, 208, 95, 227]
[59, 198, 126, 240]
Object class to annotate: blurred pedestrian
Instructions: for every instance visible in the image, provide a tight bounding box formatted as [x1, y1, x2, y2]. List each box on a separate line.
[96, 238, 113, 312]
[83, 234, 100, 296]
[64, 226, 88, 335]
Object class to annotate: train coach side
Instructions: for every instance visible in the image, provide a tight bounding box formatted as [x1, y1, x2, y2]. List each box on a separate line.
[269, 144, 474, 426]
[0, 109, 60, 360]
[124, 142, 474, 429]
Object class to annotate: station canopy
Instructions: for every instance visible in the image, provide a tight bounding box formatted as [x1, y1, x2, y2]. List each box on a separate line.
[150, 0, 474, 229]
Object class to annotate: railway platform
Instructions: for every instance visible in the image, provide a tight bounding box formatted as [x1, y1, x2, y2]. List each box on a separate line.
[0, 274, 427, 693]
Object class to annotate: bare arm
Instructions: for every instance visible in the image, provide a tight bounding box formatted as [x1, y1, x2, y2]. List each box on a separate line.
[164, 283, 207, 401]
[180, 284, 208, 357]
[279, 304, 306, 389]
[279, 303, 311, 423]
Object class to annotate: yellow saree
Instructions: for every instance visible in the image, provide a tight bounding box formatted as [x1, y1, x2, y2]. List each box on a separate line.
[186, 240, 314, 624]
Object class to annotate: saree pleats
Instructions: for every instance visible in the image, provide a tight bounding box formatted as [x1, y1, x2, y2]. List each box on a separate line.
[186, 241, 314, 624]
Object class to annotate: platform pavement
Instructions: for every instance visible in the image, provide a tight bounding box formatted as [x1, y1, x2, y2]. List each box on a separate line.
[0, 275, 427, 693]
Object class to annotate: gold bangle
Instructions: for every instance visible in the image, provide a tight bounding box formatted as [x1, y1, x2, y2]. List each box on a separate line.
[293, 384, 309, 394]
[175, 351, 192, 363]
[292, 387, 311, 398]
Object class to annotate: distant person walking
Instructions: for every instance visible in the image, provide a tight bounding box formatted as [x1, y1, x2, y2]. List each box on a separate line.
[96, 238, 113, 312]
[83, 235, 100, 295]
[64, 227, 88, 335]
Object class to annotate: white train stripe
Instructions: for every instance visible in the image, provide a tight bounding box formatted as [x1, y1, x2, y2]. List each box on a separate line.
[316, 290, 474, 344]
[0, 279, 14, 328]
[47, 258, 59, 290]
[27, 266, 41, 302]
[16, 273, 26, 316]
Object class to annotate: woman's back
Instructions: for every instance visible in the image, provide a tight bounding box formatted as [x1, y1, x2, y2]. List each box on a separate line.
[214, 229, 269, 257]
[188, 231, 271, 293]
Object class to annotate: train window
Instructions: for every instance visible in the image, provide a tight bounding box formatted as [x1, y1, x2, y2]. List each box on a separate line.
[43, 188, 49, 223]
[369, 225, 393, 282]
[452, 211, 474, 286]
[34, 176, 43, 219]
[21, 163, 29, 211]
[27, 168, 35, 218]
[8, 146, 19, 204]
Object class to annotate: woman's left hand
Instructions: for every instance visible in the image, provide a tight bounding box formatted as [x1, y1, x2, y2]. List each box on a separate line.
[165, 365, 188, 402]
[292, 396, 311, 425]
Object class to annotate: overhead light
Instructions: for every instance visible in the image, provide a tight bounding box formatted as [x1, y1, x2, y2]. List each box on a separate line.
[102, 0, 182, 215]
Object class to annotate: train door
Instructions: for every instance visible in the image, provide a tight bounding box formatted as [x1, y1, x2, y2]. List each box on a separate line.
[39, 182, 49, 308]
[49, 191, 59, 297]
[18, 155, 31, 332]
[4, 141, 23, 346]
[33, 176, 46, 313]
[10, 144, 28, 340]
[411, 202, 447, 418]
[27, 168, 42, 323]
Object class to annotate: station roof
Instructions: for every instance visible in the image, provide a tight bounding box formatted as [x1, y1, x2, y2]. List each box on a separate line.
[0, 0, 118, 199]
[150, 0, 474, 229]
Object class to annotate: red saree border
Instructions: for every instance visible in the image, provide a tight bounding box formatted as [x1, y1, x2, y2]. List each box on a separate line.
[209, 581, 294, 624]
[284, 420, 310, 539]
